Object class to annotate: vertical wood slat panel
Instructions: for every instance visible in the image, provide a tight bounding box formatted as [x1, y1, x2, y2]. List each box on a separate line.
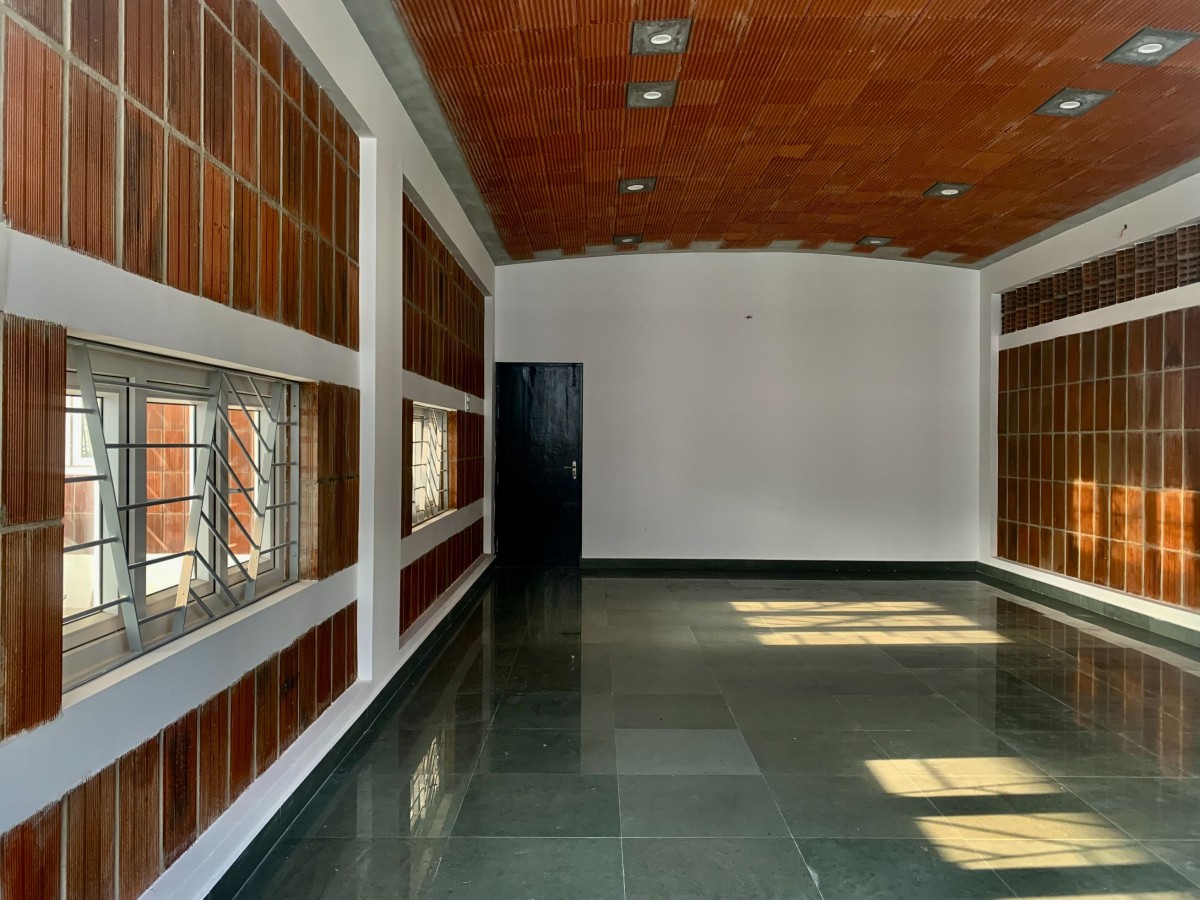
[281, 99, 302, 216]
[347, 601, 358, 685]
[71, 0, 119, 83]
[66, 765, 116, 900]
[259, 76, 282, 203]
[67, 65, 118, 264]
[166, 137, 201, 294]
[331, 606, 348, 698]
[300, 227, 318, 335]
[167, 0, 201, 142]
[0, 524, 64, 737]
[202, 9, 233, 166]
[280, 214, 300, 328]
[198, 691, 230, 830]
[278, 640, 300, 751]
[316, 617, 333, 713]
[228, 671, 256, 801]
[1, 803, 61, 900]
[259, 200, 281, 321]
[123, 102, 165, 281]
[118, 736, 161, 900]
[8, 0, 63, 41]
[161, 710, 198, 866]
[201, 161, 232, 304]
[297, 627, 317, 730]
[3, 315, 67, 527]
[4, 22, 65, 244]
[254, 654, 279, 775]
[231, 179, 258, 313]
[233, 48, 258, 185]
[125, 0, 165, 113]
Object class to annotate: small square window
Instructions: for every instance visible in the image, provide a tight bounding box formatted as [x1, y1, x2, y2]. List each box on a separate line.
[412, 404, 452, 526]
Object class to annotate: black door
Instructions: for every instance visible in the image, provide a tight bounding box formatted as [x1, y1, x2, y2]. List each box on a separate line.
[496, 363, 583, 566]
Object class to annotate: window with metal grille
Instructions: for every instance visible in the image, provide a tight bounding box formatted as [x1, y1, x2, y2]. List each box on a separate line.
[411, 403, 450, 526]
[62, 341, 300, 690]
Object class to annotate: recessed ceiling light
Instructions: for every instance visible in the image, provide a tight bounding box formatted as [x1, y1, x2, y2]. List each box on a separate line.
[614, 234, 643, 245]
[858, 236, 893, 247]
[618, 177, 657, 194]
[631, 19, 692, 55]
[627, 81, 677, 108]
[1036, 88, 1112, 117]
[925, 182, 974, 198]
[1106, 28, 1197, 65]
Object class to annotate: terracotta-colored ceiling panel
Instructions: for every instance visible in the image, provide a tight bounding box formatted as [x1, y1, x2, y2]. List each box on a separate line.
[394, 0, 1200, 263]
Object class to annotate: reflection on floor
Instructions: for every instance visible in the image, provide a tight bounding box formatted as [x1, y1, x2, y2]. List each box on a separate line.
[233, 572, 1200, 900]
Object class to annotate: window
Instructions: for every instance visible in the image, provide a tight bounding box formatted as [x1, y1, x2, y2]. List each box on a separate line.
[62, 341, 300, 690]
[411, 403, 451, 526]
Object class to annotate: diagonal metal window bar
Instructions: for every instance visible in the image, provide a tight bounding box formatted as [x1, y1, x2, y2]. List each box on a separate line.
[62, 341, 301, 690]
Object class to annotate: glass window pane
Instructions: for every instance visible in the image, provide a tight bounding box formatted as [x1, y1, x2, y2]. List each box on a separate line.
[145, 401, 196, 596]
[63, 395, 102, 618]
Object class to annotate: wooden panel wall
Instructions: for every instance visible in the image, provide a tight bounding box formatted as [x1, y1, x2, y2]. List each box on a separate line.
[0, 315, 66, 740]
[999, 307, 1200, 611]
[400, 518, 484, 639]
[0, 0, 361, 348]
[402, 195, 486, 397]
[299, 381, 360, 580]
[0, 601, 358, 898]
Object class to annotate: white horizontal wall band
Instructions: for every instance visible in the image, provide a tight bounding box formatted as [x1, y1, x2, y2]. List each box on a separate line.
[998, 282, 1200, 350]
[402, 499, 485, 560]
[986, 556, 1200, 635]
[146, 555, 494, 900]
[404, 368, 484, 412]
[0, 227, 359, 387]
[0, 567, 356, 834]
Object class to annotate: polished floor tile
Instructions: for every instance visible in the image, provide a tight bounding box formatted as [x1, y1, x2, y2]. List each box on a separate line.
[453, 774, 620, 837]
[615, 728, 760, 775]
[797, 838, 1017, 899]
[612, 693, 735, 729]
[423, 838, 624, 900]
[623, 838, 822, 900]
[618, 774, 789, 837]
[231, 571, 1200, 899]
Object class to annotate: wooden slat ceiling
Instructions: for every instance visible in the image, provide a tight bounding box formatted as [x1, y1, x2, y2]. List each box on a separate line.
[390, 0, 1200, 264]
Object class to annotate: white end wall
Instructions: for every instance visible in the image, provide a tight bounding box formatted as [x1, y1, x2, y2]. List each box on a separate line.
[496, 252, 981, 562]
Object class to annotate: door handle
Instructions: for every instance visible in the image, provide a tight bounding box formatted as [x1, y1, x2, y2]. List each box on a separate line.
[564, 461, 577, 480]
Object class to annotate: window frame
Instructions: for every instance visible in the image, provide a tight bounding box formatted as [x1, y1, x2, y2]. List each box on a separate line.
[62, 341, 301, 691]
[411, 402, 454, 529]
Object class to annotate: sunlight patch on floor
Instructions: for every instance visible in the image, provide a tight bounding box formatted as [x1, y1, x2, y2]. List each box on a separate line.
[866, 757, 1061, 798]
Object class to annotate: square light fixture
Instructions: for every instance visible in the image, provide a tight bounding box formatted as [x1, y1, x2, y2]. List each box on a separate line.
[858, 236, 893, 247]
[631, 19, 692, 55]
[627, 81, 676, 109]
[619, 177, 657, 194]
[614, 234, 643, 245]
[1106, 28, 1197, 66]
[924, 182, 973, 198]
[1036, 88, 1112, 117]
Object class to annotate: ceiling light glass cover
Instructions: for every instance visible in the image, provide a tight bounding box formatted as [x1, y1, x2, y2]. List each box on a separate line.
[924, 182, 974, 198]
[614, 234, 643, 245]
[619, 177, 658, 194]
[1036, 88, 1112, 117]
[858, 236, 893, 247]
[631, 19, 692, 55]
[1106, 28, 1197, 65]
[627, 81, 677, 108]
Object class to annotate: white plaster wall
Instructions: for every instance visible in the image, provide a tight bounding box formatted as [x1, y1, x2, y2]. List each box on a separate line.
[977, 171, 1200, 631]
[496, 252, 981, 561]
[0, 0, 498, 891]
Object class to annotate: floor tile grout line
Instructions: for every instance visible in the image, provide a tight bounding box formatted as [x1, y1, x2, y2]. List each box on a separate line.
[756, 765, 827, 900]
